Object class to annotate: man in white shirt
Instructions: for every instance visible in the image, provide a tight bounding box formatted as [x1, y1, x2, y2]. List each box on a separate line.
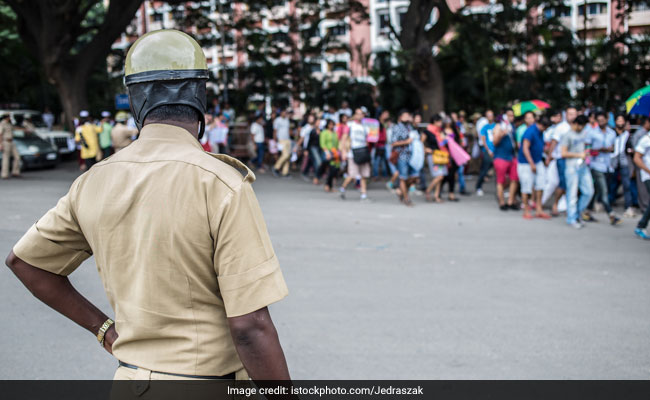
[272, 109, 292, 177]
[633, 130, 650, 240]
[251, 114, 266, 172]
[339, 108, 371, 201]
[543, 107, 577, 214]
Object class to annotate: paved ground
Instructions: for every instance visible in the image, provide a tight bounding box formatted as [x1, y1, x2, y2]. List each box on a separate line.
[0, 161, 648, 379]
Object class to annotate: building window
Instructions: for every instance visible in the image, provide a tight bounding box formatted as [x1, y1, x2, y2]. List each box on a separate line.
[172, 9, 184, 20]
[329, 61, 348, 72]
[378, 12, 391, 33]
[588, 3, 607, 15]
[328, 24, 347, 37]
[153, 12, 164, 22]
[398, 8, 408, 29]
[631, 1, 650, 11]
[308, 63, 322, 73]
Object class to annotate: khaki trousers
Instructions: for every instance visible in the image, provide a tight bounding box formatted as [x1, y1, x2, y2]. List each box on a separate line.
[1, 140, 20, 178]
[112, 365, 253, 400]
[273, 139, 292, 176]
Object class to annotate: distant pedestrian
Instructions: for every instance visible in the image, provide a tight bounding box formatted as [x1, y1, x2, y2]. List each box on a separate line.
[318, 119, 340, 192]
[492, 111, 519, 211]
[75, 110, 102, 170]
[251, 114, 266, 172]
[583, 112, 621, 225]
[339, 108, 371, 201]
[517, 113, 550, 220]
[476, 110, 496, 196]
[609, 114, 634, 217]
[42, 107, 55, 131]
[272, 109, 292, 177]
[0, 114, 21, 179]
[99, 111, 113, 159]
[110, 114, 137, 153]
[561, 115, 593, 229]
[633, 128, 650, 240]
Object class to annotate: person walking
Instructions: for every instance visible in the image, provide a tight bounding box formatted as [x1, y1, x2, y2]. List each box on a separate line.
[492, 111, 519, 211]
[6, 29, 291, 382]
[99, 111, 114, 159]
[424, 115, 448, 203]
[372, 110, 390, 179]
[633, 127, 650, 240]
[0, 114, 21, 179]
[250, 114, 266, 172]
[583, 112, 621, 225]
[517, 113, 551, 220]
[543, 107, 575, 216]
[318, 119, 340, 192]
[391, 110, 416, 205]
[561, 115, 594, 229]
[75, 110, 102, 170]
[609, 114, 634, 217]
[339, 108, 371, 201]
[631, 117, 650, 211]
[440, 118, 460, 202]
[111, 114, 137, 153]
[272, 109, 292, 177]
[475, 110, 496, 196]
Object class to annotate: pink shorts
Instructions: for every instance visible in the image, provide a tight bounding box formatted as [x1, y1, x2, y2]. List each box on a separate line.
[494, 158, 518, 184]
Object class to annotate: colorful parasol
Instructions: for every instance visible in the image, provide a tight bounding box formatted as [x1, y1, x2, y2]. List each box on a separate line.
[512, 100, 550, 117]
[626, 85, 650, 116]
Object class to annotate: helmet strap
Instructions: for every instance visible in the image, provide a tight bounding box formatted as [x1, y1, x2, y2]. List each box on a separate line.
[198, 118, 205, 140]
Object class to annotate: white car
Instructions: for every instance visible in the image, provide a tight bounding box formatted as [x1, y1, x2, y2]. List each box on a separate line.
[1, 109, 75, 155]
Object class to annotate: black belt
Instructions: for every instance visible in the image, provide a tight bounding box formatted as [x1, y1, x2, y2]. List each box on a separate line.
[119, 361, 235, 380]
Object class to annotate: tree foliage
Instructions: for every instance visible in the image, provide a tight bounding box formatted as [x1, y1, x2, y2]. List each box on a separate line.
[3, 0, 142, 129]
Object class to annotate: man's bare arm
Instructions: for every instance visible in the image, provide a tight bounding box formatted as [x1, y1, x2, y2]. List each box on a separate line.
[5, 251, 117, 353]
[228, 307, 290, 380]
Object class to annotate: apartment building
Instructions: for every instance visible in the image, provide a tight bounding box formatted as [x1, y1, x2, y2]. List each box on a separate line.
[112, 0, 649, 89]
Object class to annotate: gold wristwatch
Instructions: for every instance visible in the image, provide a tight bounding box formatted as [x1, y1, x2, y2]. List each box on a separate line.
[97, 318, 115, 347]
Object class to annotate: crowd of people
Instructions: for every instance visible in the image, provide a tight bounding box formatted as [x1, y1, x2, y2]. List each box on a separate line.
[11, 99, 650, 242]
[73, 110, 138, 170]
[243, 101, 650, 241]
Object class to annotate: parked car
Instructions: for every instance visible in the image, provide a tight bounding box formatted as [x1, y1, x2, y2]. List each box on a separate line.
[0, 129, 59, 170]
[1, 109, 75, 155]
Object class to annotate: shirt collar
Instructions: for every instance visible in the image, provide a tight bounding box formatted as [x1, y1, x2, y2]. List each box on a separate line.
[137, 123, 203, 150]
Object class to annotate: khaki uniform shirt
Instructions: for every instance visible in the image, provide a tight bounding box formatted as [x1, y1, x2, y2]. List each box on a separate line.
[0, 120, 13, 142]
[111, 123, 136, 151]
[23, 121, 36, 133]
[13, 123, 289, 377]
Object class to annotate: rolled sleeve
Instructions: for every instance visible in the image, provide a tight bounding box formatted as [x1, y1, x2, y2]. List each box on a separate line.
[13, 184, 91, 276]
[213, 182, 288, 317]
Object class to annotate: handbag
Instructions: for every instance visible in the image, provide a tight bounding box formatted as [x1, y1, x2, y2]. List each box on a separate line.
[389, 149, 399, 165]
[432, 149, 449, 165]
[352, 146, 371, 164]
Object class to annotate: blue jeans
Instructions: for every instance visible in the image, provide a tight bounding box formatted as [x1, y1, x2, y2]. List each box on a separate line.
[397, 158, 417, 180]
[608, 166, 632, 209]
[476, 149, 493, 191]
[371, 147, 389, 177]
[565, 162, 594, 224]
[458, 164, 466, 192]
[254, 142, 265, 169]
[591, 169, 612, 214]
[638, 180, 650, 229]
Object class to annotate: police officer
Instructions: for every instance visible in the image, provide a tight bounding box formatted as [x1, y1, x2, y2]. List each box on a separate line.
[6, 30, 291, 383]
[110, 112, 137, 153]
[1, 114, 21, 179]
[23, 115, 36, 134]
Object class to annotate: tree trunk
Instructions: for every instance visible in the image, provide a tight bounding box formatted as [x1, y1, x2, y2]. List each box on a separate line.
[54, 69, 89, 132]
[407, 49, 444, 121]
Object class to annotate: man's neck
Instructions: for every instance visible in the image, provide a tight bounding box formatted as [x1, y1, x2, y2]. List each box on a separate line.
[144, 120, 199, 139]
